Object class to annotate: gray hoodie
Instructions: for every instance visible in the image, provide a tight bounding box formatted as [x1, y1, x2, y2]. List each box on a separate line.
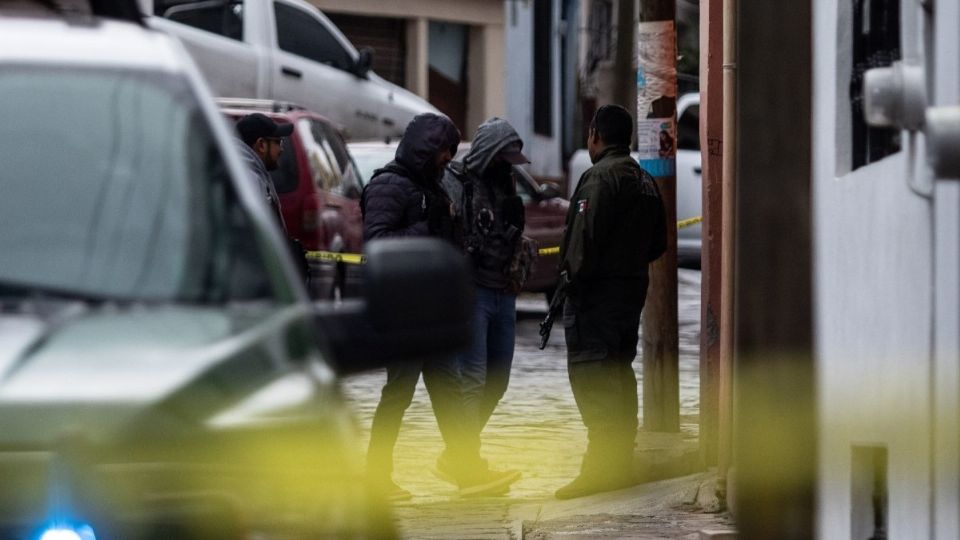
[443, 118, 526, 290]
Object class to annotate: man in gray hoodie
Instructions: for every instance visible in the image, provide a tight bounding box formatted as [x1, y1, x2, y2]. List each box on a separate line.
[440, 117, 531, 480]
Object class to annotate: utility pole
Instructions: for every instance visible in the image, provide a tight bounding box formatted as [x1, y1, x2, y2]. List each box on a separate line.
[735, 0, 815, 534]
[611, 0, 636, 117]
[636, 0, 679, 432]
[699, 0, 724, 467]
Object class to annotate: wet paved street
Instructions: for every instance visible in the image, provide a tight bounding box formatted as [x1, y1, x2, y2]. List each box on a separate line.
[340, 269, 703, 537]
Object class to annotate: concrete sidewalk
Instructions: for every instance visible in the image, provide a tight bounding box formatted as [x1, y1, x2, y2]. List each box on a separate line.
[389, 469, 733, 539]
[512, 472, 734, 539]
[388, 436, 734, 540]
[507, 426, 729, 539]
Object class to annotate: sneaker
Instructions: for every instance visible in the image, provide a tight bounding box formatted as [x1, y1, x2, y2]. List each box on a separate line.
[429, 453, 469, 486]
[430, 463, 458, 486]
[373, 478, 413, 502]
[554, 473, 637, 500]
[458, 468, 522, 497]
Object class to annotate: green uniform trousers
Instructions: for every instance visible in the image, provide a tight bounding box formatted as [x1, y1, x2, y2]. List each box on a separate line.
[563, 279, 647, 475]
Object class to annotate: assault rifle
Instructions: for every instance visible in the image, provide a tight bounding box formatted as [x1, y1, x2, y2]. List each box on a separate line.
[538, 274, 568, 350]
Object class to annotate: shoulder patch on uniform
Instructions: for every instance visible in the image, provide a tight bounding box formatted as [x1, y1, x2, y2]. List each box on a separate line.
[577, 199, 589, 213]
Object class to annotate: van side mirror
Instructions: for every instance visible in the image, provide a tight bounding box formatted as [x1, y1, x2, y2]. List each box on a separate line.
[313, 238, 473, 375]
[354, 47, 374, 79]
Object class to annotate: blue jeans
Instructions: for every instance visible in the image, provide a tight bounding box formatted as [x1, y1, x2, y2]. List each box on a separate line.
[457, 286, 517, 433]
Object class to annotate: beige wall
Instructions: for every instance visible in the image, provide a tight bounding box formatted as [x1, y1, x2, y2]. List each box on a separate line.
[466, 23, 506, 136]
[405, 17, 429, 99]
[312, 0, 504, 26]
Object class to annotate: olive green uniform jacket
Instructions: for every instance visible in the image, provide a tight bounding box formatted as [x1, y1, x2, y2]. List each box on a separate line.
[559, 145, 666, 298]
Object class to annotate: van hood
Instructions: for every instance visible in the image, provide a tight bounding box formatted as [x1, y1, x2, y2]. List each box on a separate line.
[0, 303, 297, 447]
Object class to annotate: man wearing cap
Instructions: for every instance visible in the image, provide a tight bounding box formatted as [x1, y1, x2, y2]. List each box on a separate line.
[440, 117, 533, 480]
[235, 112, 294, 230]
[554, 105, 666, 499]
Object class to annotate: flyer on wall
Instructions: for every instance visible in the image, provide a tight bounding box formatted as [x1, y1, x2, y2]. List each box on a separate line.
[636, 20, 678, 163]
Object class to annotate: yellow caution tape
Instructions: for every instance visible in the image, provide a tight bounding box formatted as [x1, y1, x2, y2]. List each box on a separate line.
[306, 217, 702, 264]
[677, 216, 703, 229]
[305, 251, 366, 265]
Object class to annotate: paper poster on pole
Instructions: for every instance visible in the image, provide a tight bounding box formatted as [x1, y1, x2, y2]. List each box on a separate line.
[636, 21, 677, 165]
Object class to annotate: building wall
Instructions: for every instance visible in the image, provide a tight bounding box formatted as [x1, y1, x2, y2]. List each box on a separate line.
[466, 23, 506, 137]
[930, 3, 960, 539]
[813, 0, 959, 538]
[311, 0, 503, 26]
[504, 0, 564, 180]
[504, 0, 533, 154]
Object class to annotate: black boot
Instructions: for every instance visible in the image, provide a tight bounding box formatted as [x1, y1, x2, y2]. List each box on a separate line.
[554, 470, 637, 499]
[555, 447, 638, 500]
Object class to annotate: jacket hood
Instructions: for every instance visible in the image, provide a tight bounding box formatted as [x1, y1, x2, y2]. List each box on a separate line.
[462, 117, 524, 178]
[393, 113, 461, 183]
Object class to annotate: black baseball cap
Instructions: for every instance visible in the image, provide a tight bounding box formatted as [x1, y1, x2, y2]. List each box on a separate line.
[236, 113, 294, 145]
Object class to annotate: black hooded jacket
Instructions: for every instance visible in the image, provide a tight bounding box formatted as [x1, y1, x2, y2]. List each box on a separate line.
[360, 113, 460, 241]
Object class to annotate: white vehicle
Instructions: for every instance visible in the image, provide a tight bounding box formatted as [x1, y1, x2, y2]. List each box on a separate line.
[568, 93, 702, 266]
[145, 0, 438, 140]
[0, 4, 469, 538]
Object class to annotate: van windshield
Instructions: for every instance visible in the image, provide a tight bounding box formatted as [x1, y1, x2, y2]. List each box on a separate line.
[0, 67, 274, 304]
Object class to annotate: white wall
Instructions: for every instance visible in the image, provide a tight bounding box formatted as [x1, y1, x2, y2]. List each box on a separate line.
[505, 0, 533, 152]
[931, 1, 960, 538]
[813, 0, 959, 538]
[504, 0, 564, 179]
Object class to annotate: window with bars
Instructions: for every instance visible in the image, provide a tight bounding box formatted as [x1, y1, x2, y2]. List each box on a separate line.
[533, 0, 554, 136]
[849, 0, 901, 170]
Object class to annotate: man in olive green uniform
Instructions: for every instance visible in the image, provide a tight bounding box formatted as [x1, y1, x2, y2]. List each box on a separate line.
[555, 105, 666, 499]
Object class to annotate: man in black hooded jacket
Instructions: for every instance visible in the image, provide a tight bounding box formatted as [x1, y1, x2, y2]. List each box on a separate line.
[361, 113, 519, 500]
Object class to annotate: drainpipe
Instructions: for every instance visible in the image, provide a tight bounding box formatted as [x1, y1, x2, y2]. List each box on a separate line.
[717, 0, 736, 503]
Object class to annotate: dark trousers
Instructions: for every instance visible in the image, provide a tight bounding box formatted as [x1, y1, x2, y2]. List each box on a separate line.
[563, 279, 646, 476]
[366, 357, 480, 479]
[568, 359, 639, 474]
